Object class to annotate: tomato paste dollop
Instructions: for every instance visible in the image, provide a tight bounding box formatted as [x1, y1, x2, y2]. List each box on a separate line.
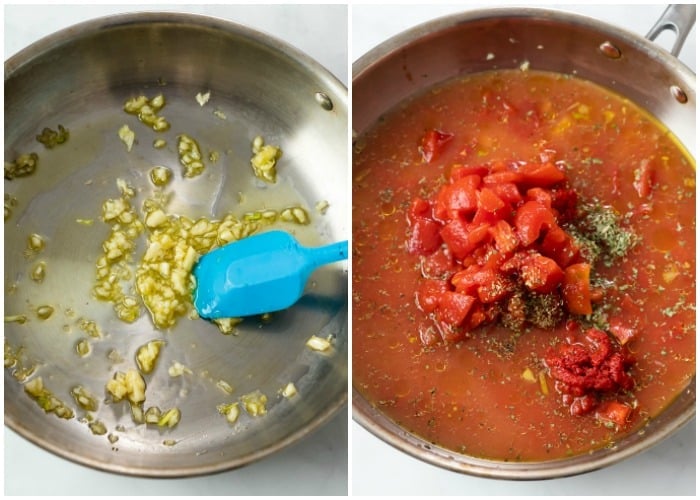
[544, 327, 635, 419]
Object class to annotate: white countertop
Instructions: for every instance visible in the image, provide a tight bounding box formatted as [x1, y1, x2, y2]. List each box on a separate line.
[351, 3, 696, 496]
[3, 4, 348, 496]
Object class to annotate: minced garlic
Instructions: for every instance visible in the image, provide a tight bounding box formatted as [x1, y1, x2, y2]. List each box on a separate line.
[134, 199, 263, 329]
[5, 314, 28, 324]
[250, 135, 282, 183]
[118, 125, 135, 152]
[216, 379, 234, 394]
[75, 339, 90, 357]
[149, 166, 172, 187]
[92, 181, 145, 321]
[88, 420, 108, 435]
[281, 382, 298, 398]
[213, 317, 242, 335]
[5, 153, 38, 180]
[70, 385, 98, 411]
[123, 94, 170, 132]
[217, 402, 240, 424]
[106, 369, 146, 405]
[306, 335, 333, 352]
[24, 377, 74, 419]
[168, 361, 192, 377]
[36, 125, 69, 148]
[177, 134, 206, 178]
[157, 407, 181, 428]
[135, 340, 165, 374]
[195, 91, 211, 107]
[241, 390, 268, 417]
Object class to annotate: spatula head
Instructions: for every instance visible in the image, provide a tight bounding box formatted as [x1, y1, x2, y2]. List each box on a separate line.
[193, 231, 311, 319]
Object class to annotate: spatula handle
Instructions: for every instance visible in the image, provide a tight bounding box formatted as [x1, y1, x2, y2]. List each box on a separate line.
[307, 240, 348, 268]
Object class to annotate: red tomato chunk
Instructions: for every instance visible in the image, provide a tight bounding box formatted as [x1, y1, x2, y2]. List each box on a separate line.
[420, 129, 454, 163]
[408, 159, 593, 341]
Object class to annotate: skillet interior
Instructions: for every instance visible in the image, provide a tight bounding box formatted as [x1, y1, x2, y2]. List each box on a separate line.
[352, 8, 695, 479]
[5, 12, 348, 477]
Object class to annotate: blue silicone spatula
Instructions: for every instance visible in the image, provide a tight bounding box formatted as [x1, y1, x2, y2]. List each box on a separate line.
[192, 230, 348, 319]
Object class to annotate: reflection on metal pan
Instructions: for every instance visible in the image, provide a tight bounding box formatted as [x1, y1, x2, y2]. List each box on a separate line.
[5, 12, 348, 478]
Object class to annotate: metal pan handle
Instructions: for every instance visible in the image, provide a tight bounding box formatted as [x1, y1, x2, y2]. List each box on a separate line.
[645, 4, 696, 57]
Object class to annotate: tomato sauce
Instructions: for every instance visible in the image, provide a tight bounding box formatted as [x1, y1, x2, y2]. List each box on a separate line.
[352, 70, 695, 461]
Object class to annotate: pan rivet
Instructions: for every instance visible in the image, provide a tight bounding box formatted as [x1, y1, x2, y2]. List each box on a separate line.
[315, 92, 334, 111]
[599, 41, 622, 59]
[670, 85, 688, 104]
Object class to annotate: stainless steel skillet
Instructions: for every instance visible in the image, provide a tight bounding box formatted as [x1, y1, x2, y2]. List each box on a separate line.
[352, 4, 694, 480]
[5, 12, 348, 478]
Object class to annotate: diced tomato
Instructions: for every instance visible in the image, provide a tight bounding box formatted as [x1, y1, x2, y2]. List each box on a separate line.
[500, 251, 531, 274]
[450, 164, 489, 181]
[452, 174, 483, 190]
[608, 317, 636, 346]
[433, 175, 480, 221]
[465, 302, 487, 330]
[407, 218, 442, 255]
[477, 273, 513, 304]
[404, 157, 629, 349]
[595, 400, 632, 428]
[520, 254, 564, 293]
[526, 187, 552, 208]
[477, 186, 506, 213]
[408, 198, 432, 223]
[420, 248, 459, 280]
[569, 394, 598, 416]
[488, 160, 510, 173]
[518, 162, 565, 187]
[483, 302, 502, 324]
[439, 219, 472, 259]
[489, 220, 519, 254]
[451, 264, 487, 295]
[618, 293, 641, 316]
[440, 220, 490, 260]
[438, 291, 476, 326]
[589, 287, 604, 303]
[562, 263, 592, 315]
[420, 129, 454, 163]
[539, 224, 580, 268]
[451, 266, 512, 303]
[514, 200, 555, 246]
[477, 243, 509, 270]
[483, 170, 524, 185]
[490, 182, 523, 205]
[472, 204, 513, 226]
[633, 158, 655, 198]
[415, 279, 450, 313]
